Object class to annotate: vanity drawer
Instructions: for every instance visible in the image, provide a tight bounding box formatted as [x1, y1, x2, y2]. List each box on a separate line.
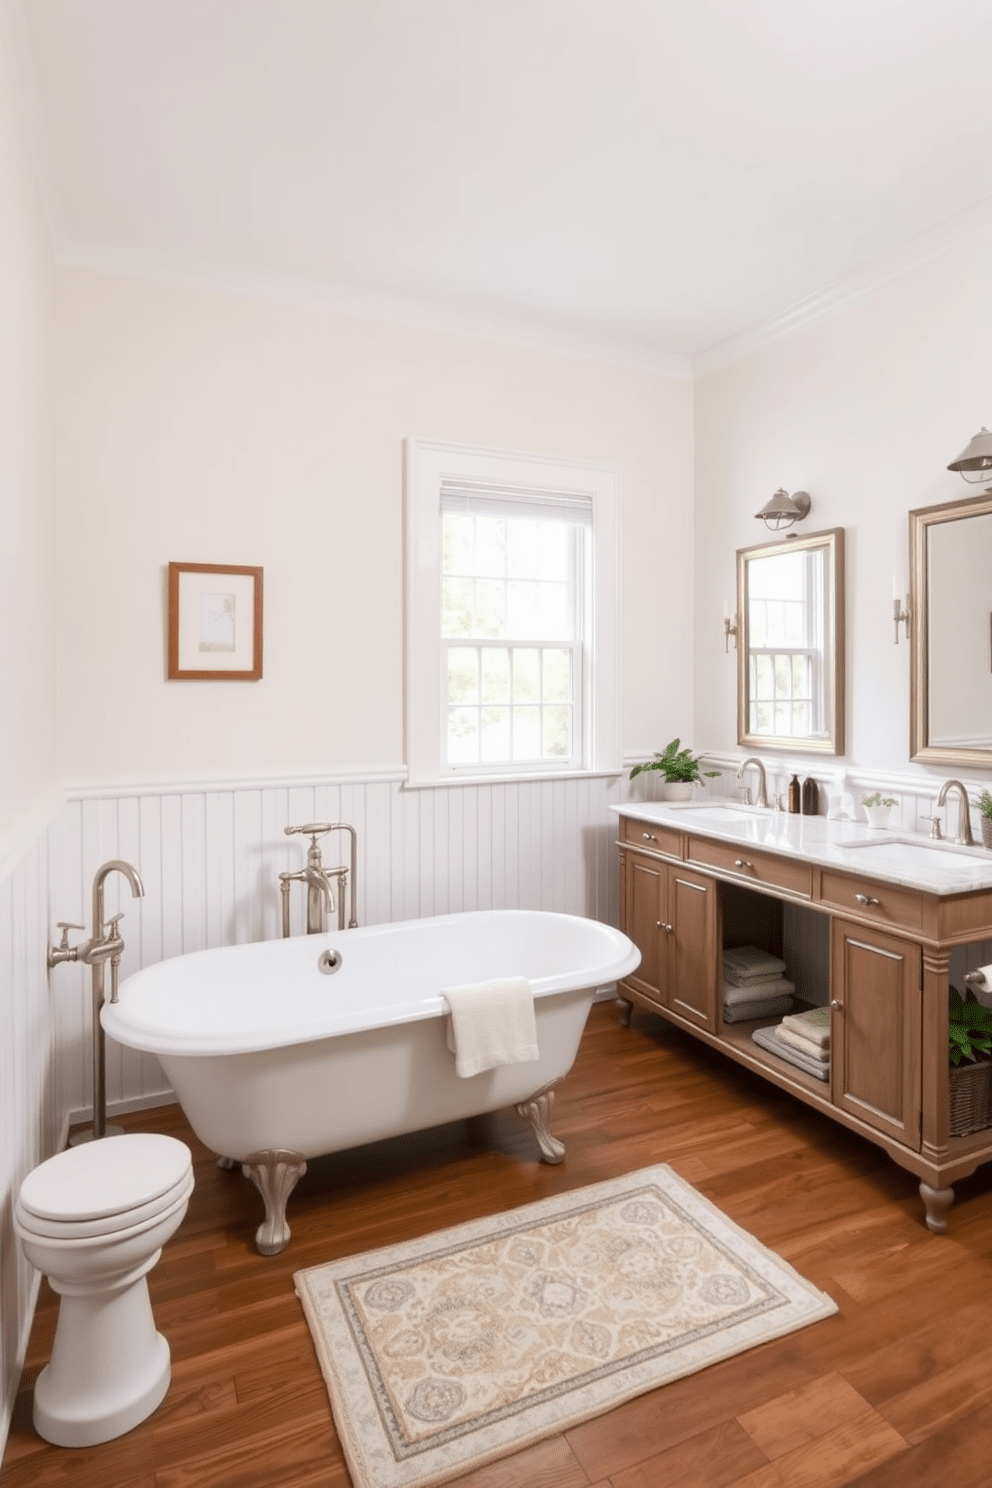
[687, 836, 812, 898]
[820, 870, 922, 932]
[621, 817, 682, 858]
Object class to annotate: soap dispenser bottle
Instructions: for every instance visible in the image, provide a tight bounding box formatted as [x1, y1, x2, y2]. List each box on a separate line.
[801, 776, 819, 815]
[787, 774, 801, 813]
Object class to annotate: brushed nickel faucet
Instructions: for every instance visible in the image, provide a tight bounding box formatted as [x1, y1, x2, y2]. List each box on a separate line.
[48, 859, 145, 1142]
[736, 757, 769, 810]
[280, 823, 358, 936]
[935, 780, 975, 846]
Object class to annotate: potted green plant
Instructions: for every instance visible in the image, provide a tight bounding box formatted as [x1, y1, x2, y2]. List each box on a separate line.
[949, 987, 992, 1135]
[949, 987, 992, 1065]
[629, 739, 720, 801]
[862, 792, 898, 830]
[975, 789, 992, 850]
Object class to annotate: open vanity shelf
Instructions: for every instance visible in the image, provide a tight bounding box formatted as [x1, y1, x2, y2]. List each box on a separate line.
[613, 803, 992, 1233]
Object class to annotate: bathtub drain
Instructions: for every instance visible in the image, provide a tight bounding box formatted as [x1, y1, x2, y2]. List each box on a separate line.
[318, 948, 343, 976]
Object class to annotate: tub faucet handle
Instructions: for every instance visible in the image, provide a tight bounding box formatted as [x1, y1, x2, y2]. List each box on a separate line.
[48, 922, 85, 967]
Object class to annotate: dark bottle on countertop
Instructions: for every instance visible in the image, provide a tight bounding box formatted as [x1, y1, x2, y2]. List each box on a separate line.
[787, 774, 801, 813]
[801, 776, 819, 815]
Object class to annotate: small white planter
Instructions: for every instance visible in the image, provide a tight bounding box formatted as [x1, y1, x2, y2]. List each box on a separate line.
[864, 804, 894, 830]
[658, 781, 695, 802]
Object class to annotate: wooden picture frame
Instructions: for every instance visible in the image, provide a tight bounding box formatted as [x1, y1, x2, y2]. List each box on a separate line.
[167, 562, 263, 680]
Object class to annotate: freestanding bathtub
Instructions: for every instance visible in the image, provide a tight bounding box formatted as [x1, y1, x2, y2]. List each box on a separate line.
[104, 910, 640, 1254]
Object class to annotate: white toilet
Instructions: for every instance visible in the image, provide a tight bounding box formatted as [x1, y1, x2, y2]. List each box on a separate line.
[14, 1132, 194, 1448]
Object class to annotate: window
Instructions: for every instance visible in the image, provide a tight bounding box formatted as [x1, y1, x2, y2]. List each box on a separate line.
[405, 440, 621, 786]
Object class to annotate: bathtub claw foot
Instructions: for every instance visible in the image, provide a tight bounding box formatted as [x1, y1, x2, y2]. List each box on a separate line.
[242, 1149, 308, 1255]
[515, 1079, 566, 1165]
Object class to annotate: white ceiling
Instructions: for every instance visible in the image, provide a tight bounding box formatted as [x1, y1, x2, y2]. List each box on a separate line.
[19, 0, 992, 370]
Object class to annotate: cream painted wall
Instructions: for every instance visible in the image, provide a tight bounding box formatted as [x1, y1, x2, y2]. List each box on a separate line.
[55, 267, 694, 782]
[0, 0, 56, 842]
[694, 226, 992, 787]
[0, 0, 59, 1454]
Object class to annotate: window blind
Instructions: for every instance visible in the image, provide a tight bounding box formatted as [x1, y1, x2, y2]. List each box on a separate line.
[440, 480, 593, 526]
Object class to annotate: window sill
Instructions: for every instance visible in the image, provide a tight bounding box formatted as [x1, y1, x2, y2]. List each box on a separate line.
[402, 767, 625, 791]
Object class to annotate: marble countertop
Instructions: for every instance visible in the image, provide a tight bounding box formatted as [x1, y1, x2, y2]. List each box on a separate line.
[611, 800, 992, 896]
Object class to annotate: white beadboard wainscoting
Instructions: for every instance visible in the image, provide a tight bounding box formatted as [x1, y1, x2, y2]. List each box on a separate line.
[0, 828, 57, 1455]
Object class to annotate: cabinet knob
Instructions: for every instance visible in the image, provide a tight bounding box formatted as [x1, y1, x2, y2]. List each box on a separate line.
[734, 858, 753, 870]
[854, 893, 880, 906]
[656, 921, 673, 933]
[642, 832, 658, 843]
[830, 999, 843, 1010]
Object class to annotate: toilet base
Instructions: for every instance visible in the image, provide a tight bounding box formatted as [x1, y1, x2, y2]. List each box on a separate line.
[31, 1260, 171, 1448]
[34, 1332, 170, 1448]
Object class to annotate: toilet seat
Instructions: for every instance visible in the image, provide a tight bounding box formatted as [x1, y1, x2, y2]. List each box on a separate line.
[16, 1172, 194, 1241]
[18, 1134, 193, 1239]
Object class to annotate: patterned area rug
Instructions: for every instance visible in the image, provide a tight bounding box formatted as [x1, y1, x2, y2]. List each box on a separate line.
[295, 1165, 836, 1488]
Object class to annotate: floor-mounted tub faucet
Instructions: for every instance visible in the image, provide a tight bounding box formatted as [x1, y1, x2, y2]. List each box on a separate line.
[936, 779, 975, 846]
[47, 859, 145, 1142]
[280, 823, 358, 936]
[737, 757, 769, 809]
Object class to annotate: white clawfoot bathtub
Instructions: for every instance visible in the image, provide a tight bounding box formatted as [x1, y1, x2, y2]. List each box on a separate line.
[104, 910, 640, 1254]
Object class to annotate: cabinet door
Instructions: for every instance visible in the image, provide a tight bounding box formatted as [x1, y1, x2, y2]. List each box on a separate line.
[665, 867, 717, 1031]
[621, 851, 665, 1005]
[831, 918, 922, 1148]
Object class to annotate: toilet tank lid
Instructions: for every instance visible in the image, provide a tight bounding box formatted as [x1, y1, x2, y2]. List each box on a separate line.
[19, 1133, 193, 1222]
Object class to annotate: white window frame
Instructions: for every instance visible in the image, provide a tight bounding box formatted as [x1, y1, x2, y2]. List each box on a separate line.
[405, 438, 621, 787]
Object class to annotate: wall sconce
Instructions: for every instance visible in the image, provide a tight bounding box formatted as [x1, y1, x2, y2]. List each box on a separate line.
[947, 427, 992, 493]
[892, 575, 911, 645]
[754, 489, 811, 532]
[723, 600, 738, 652]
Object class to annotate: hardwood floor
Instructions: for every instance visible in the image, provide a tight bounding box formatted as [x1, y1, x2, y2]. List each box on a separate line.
[6, 1001, 992, 1487]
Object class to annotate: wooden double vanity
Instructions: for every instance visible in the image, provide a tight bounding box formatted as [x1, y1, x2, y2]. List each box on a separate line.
[614, 800, 992, 1233]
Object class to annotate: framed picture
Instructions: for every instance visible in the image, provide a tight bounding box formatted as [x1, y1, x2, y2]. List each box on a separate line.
[167, 562, 263, 680]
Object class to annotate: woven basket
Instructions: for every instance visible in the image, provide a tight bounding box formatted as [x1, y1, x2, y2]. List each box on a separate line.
[949, 1058, 992, 1137]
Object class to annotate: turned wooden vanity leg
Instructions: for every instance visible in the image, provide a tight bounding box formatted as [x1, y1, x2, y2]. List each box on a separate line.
[242, 1149, 308, 1255]
[920, 1180, 955, 1234]
[617, 996, 633, 1027]
[515, 1079, 566, 1164]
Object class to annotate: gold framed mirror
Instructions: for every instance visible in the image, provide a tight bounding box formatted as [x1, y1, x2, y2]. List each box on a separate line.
[910, 492, 992, 766]
[736, 527, 845, 754]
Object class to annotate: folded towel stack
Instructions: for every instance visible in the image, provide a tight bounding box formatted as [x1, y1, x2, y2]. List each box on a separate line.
[750, 1005, 832, 1081]
[722, 945, 793, 1024]
[752, 1024, 829, 1081]
[724, 946, 788, 983]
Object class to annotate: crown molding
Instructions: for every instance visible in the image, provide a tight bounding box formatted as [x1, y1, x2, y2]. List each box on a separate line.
[693, 193, 992, 379]
[57, 243, 693, 381]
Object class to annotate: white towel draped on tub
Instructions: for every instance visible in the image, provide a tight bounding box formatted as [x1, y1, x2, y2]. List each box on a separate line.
[443, 977, 539, 1078]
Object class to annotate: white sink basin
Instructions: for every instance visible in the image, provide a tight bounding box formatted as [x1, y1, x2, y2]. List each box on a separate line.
[839, 836, 991, 875]
[662, 803, 771, 822]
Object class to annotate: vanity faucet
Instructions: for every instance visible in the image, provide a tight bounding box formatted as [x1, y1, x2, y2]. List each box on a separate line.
[935, 779, 975, 846]
[736, 757, 768, 810]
